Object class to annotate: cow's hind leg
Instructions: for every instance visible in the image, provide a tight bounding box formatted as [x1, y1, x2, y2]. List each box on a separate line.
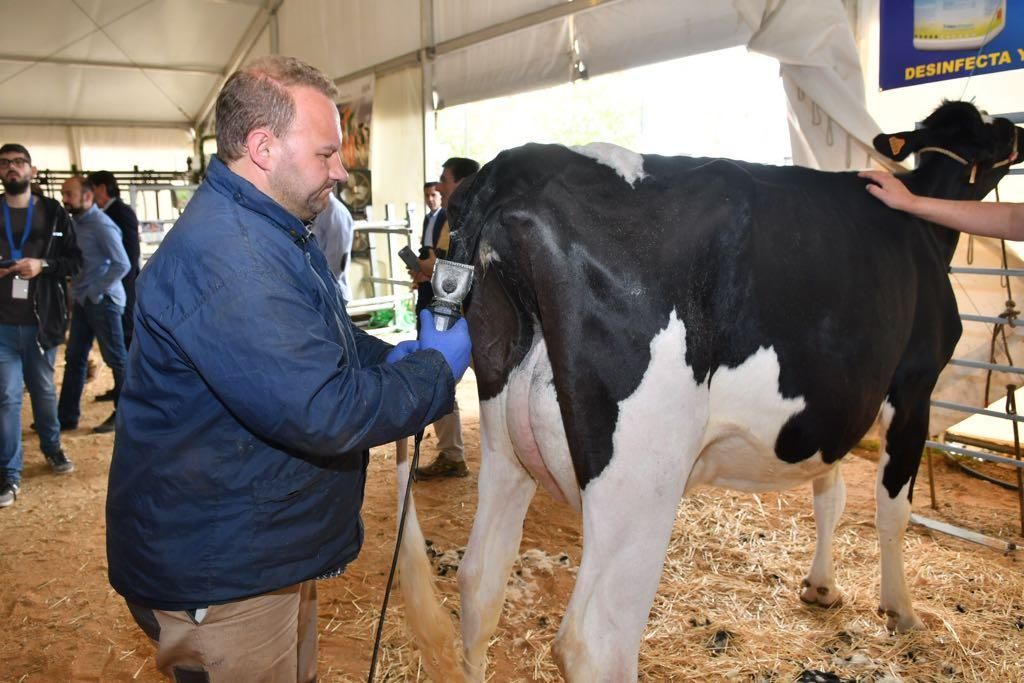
[553, 442, 700, 682]
[458, 395, 537, 682]
[552, 315, 707, 682]
[875, 396, 926, 632]
[800, 465, 847, 607]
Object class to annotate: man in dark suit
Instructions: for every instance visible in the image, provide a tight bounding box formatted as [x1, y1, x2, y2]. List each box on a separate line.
[411, 159, 479, 479]
[416, 181, 444, 317]
[86, 171, 139, 402]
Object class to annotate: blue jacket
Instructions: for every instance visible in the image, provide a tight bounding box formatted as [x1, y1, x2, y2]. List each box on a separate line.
[106, 156, 455, 610]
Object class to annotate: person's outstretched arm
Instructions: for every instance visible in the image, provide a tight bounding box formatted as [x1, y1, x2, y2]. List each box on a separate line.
[859, 170, 1024, 241]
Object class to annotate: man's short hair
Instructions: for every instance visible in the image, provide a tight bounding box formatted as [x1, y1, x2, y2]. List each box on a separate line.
[67, 175, 94, 194]
[442, 157, 480, 182]
[0, 143, 31, 163]
[424, 181, 439, 191]
[215, 55, 339, 163]
[87, 170, 120, 198]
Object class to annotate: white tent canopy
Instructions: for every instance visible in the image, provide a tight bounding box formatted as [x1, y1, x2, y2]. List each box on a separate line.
[424, 0, 882, 170]
[0, 0, 877, 172]
[0, 0, 276, 169]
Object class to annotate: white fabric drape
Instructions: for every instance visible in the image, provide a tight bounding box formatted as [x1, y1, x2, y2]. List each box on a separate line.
[426, 0, 880, 170]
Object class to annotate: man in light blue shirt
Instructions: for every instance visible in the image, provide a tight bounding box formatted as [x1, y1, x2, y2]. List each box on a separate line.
[57, 176, 130, 434]
[309, 190, 355, 300]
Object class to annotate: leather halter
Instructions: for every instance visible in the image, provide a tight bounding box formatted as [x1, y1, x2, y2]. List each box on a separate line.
[916, 127, 1018, 184]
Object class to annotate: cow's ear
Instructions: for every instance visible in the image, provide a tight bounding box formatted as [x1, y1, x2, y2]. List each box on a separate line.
[873, 130, 924, 161]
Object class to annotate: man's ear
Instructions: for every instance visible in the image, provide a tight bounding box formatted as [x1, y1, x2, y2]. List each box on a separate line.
[873, 129, 925, 162]
[245, 127, 275, 171]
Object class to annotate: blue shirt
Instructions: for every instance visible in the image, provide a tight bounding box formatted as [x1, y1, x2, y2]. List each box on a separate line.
[309, 193, 354, 301]
[70, 204, 130, 306]
[106, 156, 455, 610]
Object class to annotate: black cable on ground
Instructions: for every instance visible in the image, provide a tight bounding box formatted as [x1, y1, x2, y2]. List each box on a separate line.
[955, 460, 1020, 492]
[368, 430, 423, 682]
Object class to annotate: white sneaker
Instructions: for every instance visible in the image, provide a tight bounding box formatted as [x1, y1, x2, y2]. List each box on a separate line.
[0, 481, 20, 507]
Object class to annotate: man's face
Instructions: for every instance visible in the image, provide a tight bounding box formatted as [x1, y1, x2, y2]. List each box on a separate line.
[0, 152, 34, 195]
[437, 167, 459, 208]
[92, 184, 110, 207]
[61, 178, 92, 216]
[268, 86, 349, 221]
[424, 187, 442, 212]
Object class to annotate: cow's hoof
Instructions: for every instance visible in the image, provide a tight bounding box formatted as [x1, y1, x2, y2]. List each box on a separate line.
[462, 659, 486, 683]
[799, 578, 842, 607]
[877, 606, 924, 632]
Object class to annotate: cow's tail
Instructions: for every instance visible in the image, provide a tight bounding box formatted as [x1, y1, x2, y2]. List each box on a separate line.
[393, 436, 462, 680]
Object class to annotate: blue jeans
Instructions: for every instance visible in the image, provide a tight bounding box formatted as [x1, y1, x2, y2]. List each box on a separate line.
[0, 324, 62, 485]
[58, 298, 127, 427]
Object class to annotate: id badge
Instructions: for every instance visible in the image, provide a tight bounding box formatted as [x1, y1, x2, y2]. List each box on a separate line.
[11, 276, 28, 300]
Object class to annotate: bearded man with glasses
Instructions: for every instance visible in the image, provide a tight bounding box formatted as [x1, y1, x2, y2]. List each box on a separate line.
[0, 143, 82, 508]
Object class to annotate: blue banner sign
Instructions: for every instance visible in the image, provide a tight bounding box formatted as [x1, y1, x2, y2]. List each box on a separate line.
[880, 0, 1023, 90]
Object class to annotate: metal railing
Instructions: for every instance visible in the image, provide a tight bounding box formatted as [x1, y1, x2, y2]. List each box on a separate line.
[923, 194, 1024, 543]
[346, 203, 418, 326]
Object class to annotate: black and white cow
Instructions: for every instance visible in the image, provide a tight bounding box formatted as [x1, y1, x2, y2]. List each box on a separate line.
[397, 102, 1024, 682]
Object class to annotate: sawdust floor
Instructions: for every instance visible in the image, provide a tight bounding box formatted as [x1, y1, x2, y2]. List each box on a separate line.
[1, 358, 1022, 682]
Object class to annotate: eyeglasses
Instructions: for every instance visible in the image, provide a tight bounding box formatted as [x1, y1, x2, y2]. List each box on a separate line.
[0, 158, 30, 169]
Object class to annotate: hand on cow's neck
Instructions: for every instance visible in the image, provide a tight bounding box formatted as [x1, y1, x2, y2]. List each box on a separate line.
[897, 175, 961, 262]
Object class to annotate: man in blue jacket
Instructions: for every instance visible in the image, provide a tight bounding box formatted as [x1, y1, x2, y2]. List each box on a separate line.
[106, 55, 472, 682]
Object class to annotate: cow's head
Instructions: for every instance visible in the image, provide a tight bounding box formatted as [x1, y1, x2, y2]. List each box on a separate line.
[873, 101, 1023, 199]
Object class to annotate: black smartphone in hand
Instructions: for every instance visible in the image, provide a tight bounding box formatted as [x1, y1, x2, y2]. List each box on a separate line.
[398, 245, 421, 274]
[0, 259, 17, 269]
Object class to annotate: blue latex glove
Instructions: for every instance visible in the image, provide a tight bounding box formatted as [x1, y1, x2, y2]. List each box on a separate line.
[385, 339, 420, 364]
[419, 309, 472, 381]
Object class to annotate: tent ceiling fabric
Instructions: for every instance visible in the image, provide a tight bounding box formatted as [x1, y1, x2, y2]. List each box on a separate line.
[0, 0, 879, 172]
[433, 19, 571, 110]
[0, 0, 268, 127]
[434, 0, 563, 43]
[278, 0, 421, 84]
[420, 0, 881, 169]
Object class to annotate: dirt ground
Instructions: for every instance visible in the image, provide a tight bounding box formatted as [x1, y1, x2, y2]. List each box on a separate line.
[2, 357, 1022, 682]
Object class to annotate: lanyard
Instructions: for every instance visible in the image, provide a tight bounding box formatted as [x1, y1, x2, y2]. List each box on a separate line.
[3, 196, 35, 260]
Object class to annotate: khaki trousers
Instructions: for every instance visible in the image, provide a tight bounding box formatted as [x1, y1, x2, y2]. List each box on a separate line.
[127, 580, 318, 683]
[433, 398, 464, 462]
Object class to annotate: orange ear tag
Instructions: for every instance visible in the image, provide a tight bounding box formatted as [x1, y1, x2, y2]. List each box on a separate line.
[889, 137, 906, 156]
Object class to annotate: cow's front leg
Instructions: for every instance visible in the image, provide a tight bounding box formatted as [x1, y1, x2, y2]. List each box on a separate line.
[801, 465, 846, 607]
[875, 398, 926, 632]
[458, 395, 537, 682]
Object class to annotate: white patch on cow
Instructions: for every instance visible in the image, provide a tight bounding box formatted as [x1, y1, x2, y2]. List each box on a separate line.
[478, 239, 501, 266]
[802, 466, 847, 607]
[688, 347, 827, 492]
[874, 449, 921, 631]
[505, 331, 581, 510]
[879, 399, 895, 430]
[556, 311, 707, 678]
[461, 391, 539, 680]
[569, 142, 647, 187]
